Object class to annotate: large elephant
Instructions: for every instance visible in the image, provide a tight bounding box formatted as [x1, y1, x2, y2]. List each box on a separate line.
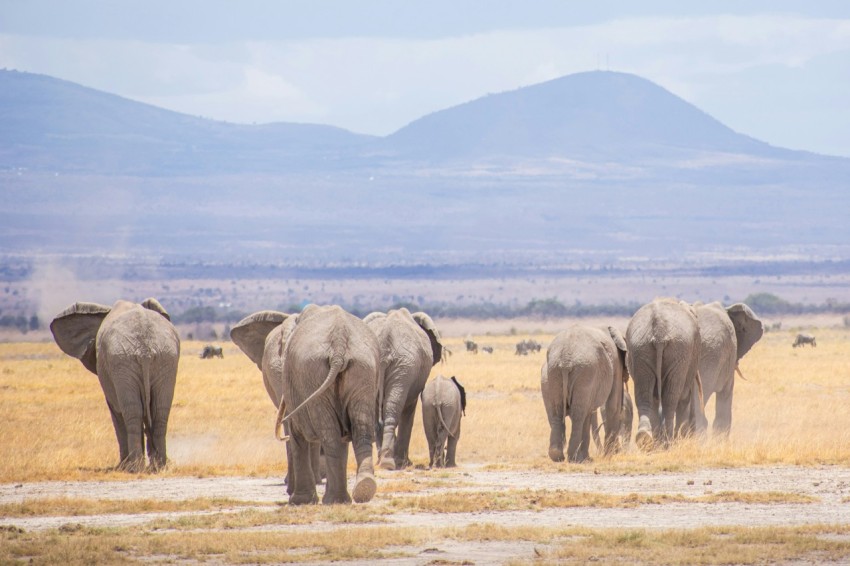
[626, 298, 705, 450]
[693, 302, 763, 435]
[541, 325, 629, 463]
[273, 304, 381, 505]
[50, 299, 180, 472]
[229, 310, 323, 489]
[420, 375, 466, 468]
[363, 308, 443, 470]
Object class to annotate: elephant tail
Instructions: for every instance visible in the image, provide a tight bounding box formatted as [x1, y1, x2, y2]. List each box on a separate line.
[140, 356, 153, 438]
[435, 378, 457, 440]
[654, 341, 663, 406]
[275, 353, 346, 437]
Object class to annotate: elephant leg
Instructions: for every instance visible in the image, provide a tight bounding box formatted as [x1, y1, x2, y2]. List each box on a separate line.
[393, 401, 417, 469]
[288, 434, 318, 505]
[445, 428, 460, 468]
[434, 429, 449, 467]
[146, 362, 176, 472]
[310, 444, 324, 485]
[675, 394, 693, 438]
[713, 381, 734, 436]
[106, 401, 129, 466]
[544, 394, 566, 462]
[352, 441, 378, 503]
[118, 411, 145, 472]
[567, 411, 589, 463]
[321, 440, 351, 505]
[146, 402, 172, 472]
[284, 440, 293, 495]
[422, 414, 437, 468]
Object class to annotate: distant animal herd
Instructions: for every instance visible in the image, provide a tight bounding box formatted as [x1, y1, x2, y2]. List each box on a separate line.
[49, 296, 819, 504]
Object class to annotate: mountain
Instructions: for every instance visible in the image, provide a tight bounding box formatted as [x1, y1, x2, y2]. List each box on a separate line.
[2, 68, 849, 265]
[384, 71, 794, 163]
[0, 69, 376, 175]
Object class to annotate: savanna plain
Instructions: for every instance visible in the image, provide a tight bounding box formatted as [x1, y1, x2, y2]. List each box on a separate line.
[1, 325, 850, 564]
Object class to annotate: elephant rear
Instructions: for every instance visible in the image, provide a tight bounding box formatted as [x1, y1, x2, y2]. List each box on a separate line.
[626, 299, 702, 450]
[421, 375, 465, 468]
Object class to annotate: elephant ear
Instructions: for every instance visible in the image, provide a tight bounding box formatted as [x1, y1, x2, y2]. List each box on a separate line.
[450, 376, 467, 416]
[412, 311, 443, 366]
[608, 326, 629, 382]
[50, 302, 111, 375]
[607, 326, 627, 354]
[727, 303, 764, 360]
[141, 297, 171, 321]
[230, 311, 289, 369]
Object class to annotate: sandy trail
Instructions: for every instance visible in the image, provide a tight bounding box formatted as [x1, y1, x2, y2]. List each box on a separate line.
[2, 465, 848, 534]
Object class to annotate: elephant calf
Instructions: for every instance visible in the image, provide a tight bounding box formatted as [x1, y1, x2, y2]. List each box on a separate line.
[50, 299, 180, 472]
[420, 375, 466, 468]
[542, 325, 629, 463]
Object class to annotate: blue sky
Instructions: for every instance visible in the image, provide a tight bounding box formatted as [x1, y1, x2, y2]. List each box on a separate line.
[2, 1, 849, 156]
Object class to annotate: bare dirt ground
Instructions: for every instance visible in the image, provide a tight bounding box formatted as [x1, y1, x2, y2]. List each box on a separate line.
[2, 465, 849, 564]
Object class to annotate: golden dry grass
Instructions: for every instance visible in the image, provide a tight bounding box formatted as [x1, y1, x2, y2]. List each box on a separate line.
[2, 521, 850, 565]
[1, 327, 850, 482]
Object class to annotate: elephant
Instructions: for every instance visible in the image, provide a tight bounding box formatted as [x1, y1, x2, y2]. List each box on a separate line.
[693, 302, 763, 435]
[541, 325, 629, 463]
[793, 333, 817, 348]
[626, 298, 706, 450]
[591, 385, 634, 452]
[363, 308, 443, 470]
[200, 345, 223, 359]
[229, 310, 323, 490]
[273, 304, 381, 505]
[420, 375, 466, 468]
[50, 298, 180, 472]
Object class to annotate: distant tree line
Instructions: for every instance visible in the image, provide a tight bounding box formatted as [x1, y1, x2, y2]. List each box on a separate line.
[0, 313, 40, 333]
[166, 294, 850, 323]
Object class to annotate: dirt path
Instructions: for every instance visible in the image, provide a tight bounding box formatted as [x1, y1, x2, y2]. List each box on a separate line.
[2, 466, 849, 564]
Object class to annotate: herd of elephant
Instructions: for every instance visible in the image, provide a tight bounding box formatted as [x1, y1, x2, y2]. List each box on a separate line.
[49, 297, 763, 505]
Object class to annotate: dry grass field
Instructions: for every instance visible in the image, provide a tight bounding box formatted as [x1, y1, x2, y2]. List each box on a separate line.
[2, 326, 850, 564]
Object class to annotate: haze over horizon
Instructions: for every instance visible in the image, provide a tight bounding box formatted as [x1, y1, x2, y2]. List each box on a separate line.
[2, 1, 850, 157]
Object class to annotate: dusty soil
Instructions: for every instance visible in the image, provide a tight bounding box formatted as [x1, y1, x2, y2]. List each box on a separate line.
[2, 465, 849, 564]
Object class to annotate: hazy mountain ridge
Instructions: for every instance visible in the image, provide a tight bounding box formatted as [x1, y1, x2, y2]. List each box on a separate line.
[1, 68, 841, 176]
[2, 68, 849, 264]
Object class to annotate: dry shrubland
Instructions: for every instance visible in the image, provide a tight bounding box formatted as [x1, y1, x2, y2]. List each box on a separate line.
[1, 327, 849, 482]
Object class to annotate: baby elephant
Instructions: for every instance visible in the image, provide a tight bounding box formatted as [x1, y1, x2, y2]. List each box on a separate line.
[421, 375, 466, 468]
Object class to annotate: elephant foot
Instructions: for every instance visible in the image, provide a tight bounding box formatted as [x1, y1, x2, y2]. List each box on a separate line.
[289, 492, 319, 505]
[352, 473, 377, 503]
[548, 447, 565, 462]
[323, 491, 352, 505]
[379, 458, 396, 471]
[394, 458, 412, 470]
[635, 430, 654, 452]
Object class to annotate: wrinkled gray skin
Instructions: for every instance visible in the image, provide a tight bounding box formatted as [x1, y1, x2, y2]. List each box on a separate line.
[626, 299, 706, 450]
[229, 311, 323, 491]
[693, 302, 763, 435]
[50, 299, 179, 472]
[364, 308, 443, 470]
[272, 305, 381, 505]
[592, 385, 634, 452]
[541, 325, 629, 463]
[420, 375, 465, 468]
